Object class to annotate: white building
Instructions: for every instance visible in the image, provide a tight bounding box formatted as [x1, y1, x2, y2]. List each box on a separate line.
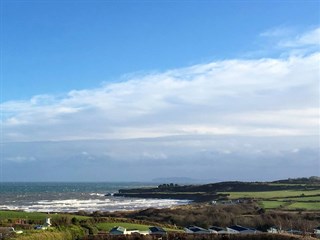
[45, 218, 51, 227]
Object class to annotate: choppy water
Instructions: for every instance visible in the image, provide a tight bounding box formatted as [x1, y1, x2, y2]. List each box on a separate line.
[0, 182, 189, 212]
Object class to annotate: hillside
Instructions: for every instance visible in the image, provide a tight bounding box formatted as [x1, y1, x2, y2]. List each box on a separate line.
[114, 177, 320, 210]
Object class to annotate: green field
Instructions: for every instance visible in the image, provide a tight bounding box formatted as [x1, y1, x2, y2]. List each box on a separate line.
[285, 202, 320, 210]
[224, 190, 320, 199]
[260, 201, 287, 209]
[96, 222, 181, 232]
[0, 211, 49, 221]
[96, 222, 150, 231]
[259, 200, 317, 210]
[279, 195, 320, 201]
[0, 210, 89, 221]
[223, 189, 320, 210]
[260, 200, 320, 210]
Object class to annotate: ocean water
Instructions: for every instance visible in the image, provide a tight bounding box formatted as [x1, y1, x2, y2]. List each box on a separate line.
[0, 182, 189, 213]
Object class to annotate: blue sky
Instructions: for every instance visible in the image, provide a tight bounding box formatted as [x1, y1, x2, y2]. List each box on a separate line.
[1, 0, 319, 181]
[2, 0, 319, 101]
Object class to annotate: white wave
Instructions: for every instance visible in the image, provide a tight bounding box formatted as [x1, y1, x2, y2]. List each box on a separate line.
[89, 193, 106, 197]
[0, 197, 189, 213]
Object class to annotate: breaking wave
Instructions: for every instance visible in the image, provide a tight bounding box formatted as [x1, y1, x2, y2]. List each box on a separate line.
[0, 182, 190, 212]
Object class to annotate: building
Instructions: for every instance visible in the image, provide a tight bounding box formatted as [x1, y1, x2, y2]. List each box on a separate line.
[126, 229, 140, 235]
[286, 229, 302, 235]
[34, 217, 52, 230]
[267, 227, 279, 233]
[149, 226, 167, 235]
[109, 226, 127, 235]
[44, 218, 51, 227]
[226, 225, 258, 234]
[208, 226, 228, 234]
[184, 225, 210, 234]
[34, 225, 48, 230]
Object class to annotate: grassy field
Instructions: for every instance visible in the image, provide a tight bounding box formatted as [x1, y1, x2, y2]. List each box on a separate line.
[285, 202, 320, 210]
[0, 211, 49, 221]
[260, 200, 320, 210]
[96, 222, 181, 232]
[224, 189, 320, 210]
[96, 222, 150, 231]
[260, 201, 287, 209]
[0, 210, 89, 221]
[224, 189, 320, 199]
[279, 195, 320, 201]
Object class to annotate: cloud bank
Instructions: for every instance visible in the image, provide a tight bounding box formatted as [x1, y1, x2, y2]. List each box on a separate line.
[1, 27, 319, 181]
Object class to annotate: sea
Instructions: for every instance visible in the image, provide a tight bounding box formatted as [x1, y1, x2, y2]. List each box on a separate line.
[0, 182, 189, 213]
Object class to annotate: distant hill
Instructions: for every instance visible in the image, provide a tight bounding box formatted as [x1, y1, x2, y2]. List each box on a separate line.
[119, 180, 319, 194]
[115, 176, 320, 202]
[272, 176, 320, 184]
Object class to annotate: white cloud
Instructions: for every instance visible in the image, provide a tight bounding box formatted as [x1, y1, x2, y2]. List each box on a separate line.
[280, 27, 320, 47]
[1, 51, 319, 142]
[256, 27, 320, 57]
[260, 26, 295, 37]
[1, 27, 319, 181]
[2, 28, 319, 143]
[5, 156, 36, 163]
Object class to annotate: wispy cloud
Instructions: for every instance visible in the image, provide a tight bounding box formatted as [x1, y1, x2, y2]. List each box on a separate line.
[5, 156, 37, 163]
[260, 26, 295, 38]
[279, 27, 320, 48]
[258, 27, 320, 57]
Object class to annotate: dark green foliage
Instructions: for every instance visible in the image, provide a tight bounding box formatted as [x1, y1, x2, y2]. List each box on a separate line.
[82, 233, 311, 240]
[72, 217, 80, 225]
[81, 223, 99, 235]
[52, 216, 72, 227]
[104, 204, 319, 233]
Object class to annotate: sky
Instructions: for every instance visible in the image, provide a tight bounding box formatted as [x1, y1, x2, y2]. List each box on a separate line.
[0, 0, 319, 182]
